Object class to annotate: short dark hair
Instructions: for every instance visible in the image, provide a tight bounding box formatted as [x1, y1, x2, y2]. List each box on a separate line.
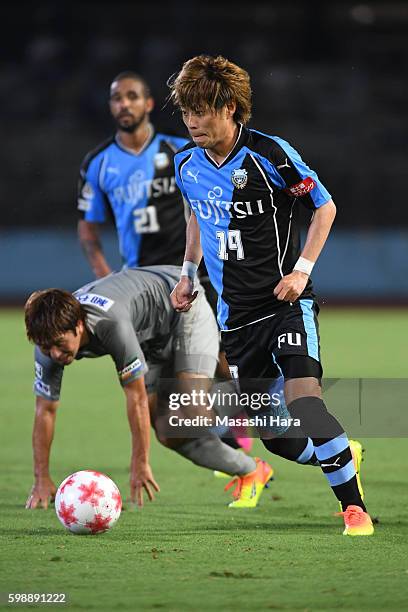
[168, 55, 252, 124]
[24, 289, 86, 348]
[110, 71, 151, 98]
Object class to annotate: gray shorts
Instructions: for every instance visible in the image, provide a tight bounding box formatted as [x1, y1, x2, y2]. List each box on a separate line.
[145, 287, 219, 393]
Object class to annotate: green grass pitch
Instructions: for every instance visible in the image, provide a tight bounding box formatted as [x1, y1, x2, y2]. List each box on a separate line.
[1, 308, 408, 611]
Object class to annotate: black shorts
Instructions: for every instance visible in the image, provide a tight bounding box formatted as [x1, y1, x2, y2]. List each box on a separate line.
[221, 299, 322, 382]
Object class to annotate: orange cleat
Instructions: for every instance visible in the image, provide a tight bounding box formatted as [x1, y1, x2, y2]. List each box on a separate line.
[225, 458, 273, 508]
[336, 504, 374, 536]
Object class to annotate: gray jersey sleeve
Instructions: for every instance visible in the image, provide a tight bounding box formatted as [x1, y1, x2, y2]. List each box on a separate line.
[34, 346, 64, 401]
[92, 318, 148, 386]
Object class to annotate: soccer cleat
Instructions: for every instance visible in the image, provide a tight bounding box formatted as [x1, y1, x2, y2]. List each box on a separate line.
[349, 439, 365, 500]
[225, 458, 273, 508]
[214, 470, 231, 479]
[336, 504, 374, 536]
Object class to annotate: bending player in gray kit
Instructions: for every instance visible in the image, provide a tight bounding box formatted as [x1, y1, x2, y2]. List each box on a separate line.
[24, 266, 273, 509]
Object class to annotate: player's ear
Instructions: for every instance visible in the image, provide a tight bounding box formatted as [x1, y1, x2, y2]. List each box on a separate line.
[225, 101, 236, 119]
[146, 96, 155, 113]
[76, 319, 85, 337]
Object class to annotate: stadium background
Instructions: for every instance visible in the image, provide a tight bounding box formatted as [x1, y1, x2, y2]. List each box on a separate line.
[1, 3, 408, 611]
[1, 0, 408, 303]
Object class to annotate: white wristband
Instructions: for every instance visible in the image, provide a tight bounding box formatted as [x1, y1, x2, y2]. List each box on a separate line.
[181, 260, 198, 280]
[293, 256, 315, 276]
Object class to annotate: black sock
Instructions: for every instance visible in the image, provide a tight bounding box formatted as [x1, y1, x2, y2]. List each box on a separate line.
[262, 426, 317, 465]
[288, 397, 366, 511]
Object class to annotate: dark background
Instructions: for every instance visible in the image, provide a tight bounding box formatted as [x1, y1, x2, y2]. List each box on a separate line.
[1, 0, 407, 229]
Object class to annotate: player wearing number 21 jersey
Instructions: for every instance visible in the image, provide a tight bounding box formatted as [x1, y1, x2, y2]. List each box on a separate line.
[77, 72, 188, 277]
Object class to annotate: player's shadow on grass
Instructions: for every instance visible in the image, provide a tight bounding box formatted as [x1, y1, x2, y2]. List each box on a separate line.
[162, 520, 337, 535]
[0, 503, 29, 509]
[3, 527, 63, 536]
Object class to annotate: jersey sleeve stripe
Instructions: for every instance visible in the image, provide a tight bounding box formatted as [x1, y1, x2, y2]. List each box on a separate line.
[177, 151, 194, 181]
[98, 154, 108, 190]
[249, 153, 284, 277]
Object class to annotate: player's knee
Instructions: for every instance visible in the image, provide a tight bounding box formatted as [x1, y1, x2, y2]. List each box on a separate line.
[154, 429, 185, 450]
[277, 355, 322, 404]
[155, 431, 171, 447]
[285, 379, 321, 404]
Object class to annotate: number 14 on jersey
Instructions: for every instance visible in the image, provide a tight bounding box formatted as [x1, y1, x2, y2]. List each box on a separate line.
[216, 229, 245, 261]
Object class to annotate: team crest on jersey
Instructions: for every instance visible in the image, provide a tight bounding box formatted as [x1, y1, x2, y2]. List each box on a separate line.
[78, 181, 94, 211]
[82, 182, 94, 198]
[231, 168, 248, 190]
[154, 152, 170, 170]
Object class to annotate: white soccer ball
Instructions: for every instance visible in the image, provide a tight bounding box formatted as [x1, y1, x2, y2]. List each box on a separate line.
[55, 470, 122, 535]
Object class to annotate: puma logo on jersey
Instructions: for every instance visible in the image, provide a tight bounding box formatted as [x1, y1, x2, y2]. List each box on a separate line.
[277, 158, 291, 170]
[186, 169, 200, 183]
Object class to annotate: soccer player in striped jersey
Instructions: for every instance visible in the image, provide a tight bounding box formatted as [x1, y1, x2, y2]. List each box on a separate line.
[169, 55, 373, 536]
[77, 72, 189, 276]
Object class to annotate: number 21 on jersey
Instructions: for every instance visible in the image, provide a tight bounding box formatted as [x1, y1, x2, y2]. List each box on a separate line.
[216, 229, 245, 260]
[133, 206, 160, 234]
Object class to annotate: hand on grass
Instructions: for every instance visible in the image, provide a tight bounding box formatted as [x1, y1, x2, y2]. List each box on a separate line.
[26, 476, 57, 509]
[130, 463, 160, 507]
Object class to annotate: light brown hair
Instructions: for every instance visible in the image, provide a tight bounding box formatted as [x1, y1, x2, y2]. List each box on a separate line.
[24, 289, 86, 348]
[169, 55, 252, 124]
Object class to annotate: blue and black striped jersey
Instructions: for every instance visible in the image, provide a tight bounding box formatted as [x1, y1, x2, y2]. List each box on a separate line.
[78, 127, 188, 267]
[174, 125, 331, 331]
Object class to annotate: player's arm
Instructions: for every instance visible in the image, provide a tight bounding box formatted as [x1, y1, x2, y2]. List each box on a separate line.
[299, 198, 337, 262]
[123, 377, 160, 507]
[78, 219, 112, 279]
[77, 152, 112, 278]
[26, 396, 59, 510]
[274, 199, 336, 302]
[97, 318, 159, 505]
[171, 211, 202, 312]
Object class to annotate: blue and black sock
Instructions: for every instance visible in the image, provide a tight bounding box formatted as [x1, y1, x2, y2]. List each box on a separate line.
[288, 396, 365, 511]
[262, 428, 318, 465]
